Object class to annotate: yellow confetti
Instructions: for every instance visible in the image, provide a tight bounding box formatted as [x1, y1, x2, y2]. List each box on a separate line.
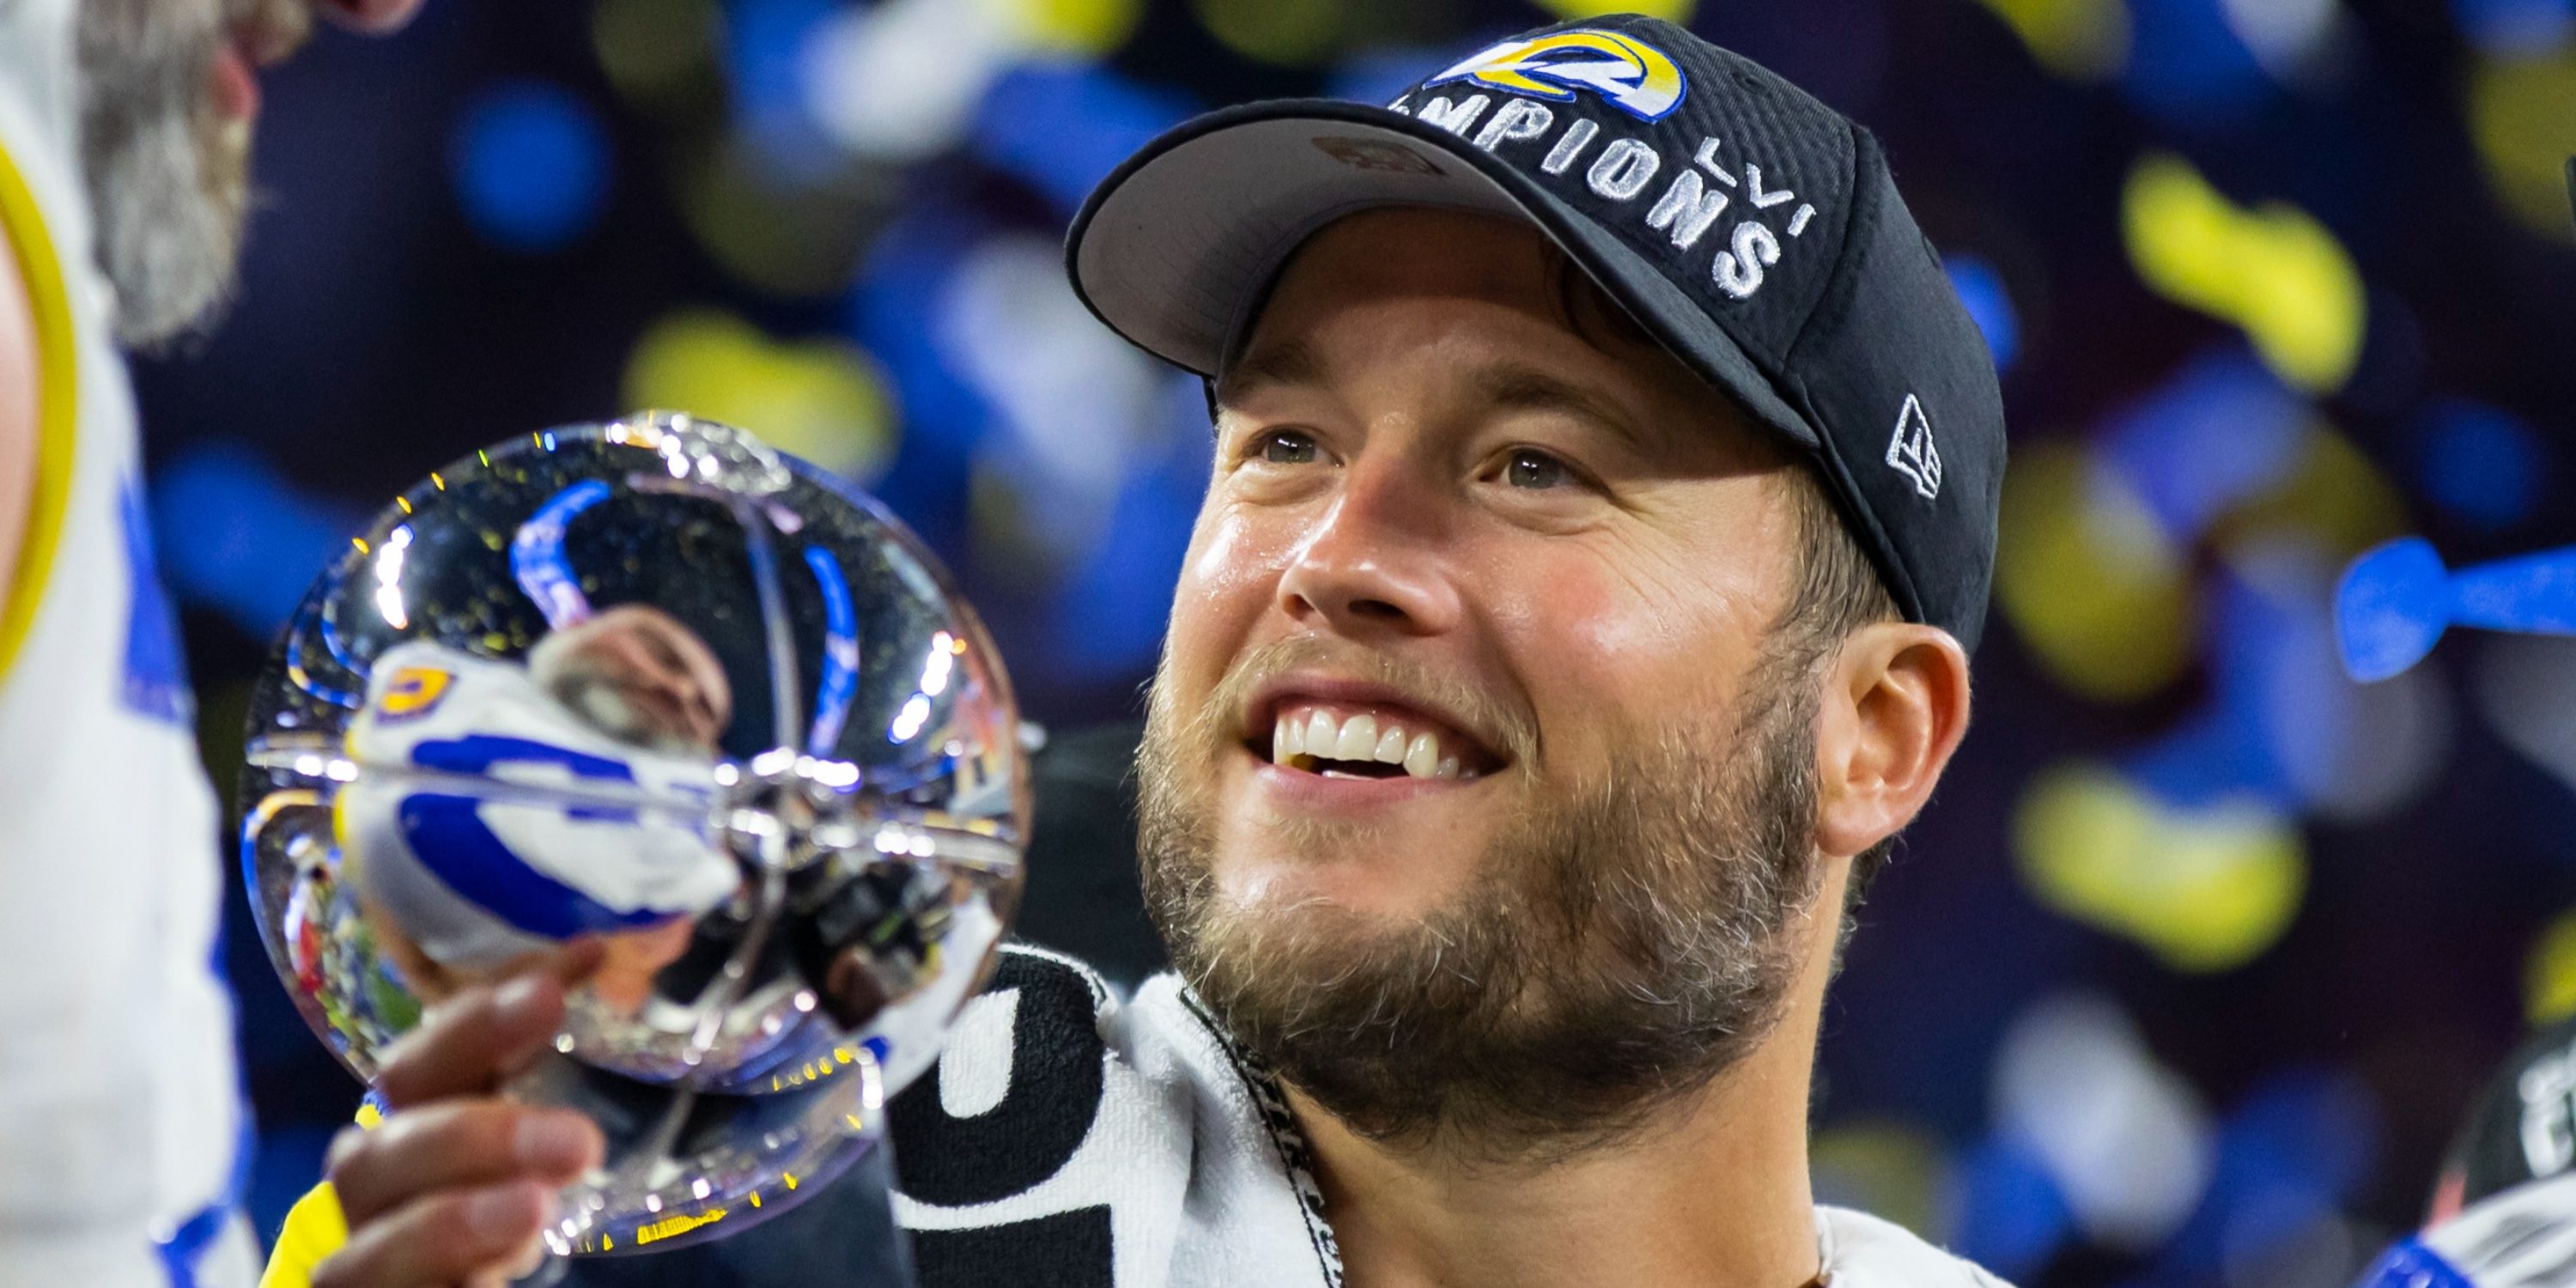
[1811, 1122, 1949, 1239]
[623, 309, 898, 481]
[2528, 908, 2576, 1024]
[1968, 0, 2129, 80]
[1189, 0, 1347, 64]
[2123, 153, 2366, 393]
[999, 0, 1145, 55]
[2468, 46, 2576, 241]
[1996, 444, 2195, 702]
[1534, 0, 1697, 21]
[592, 0, 716, 105]
[2015, 765, 2307, 973]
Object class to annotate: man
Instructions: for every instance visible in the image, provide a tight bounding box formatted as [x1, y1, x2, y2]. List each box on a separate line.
[0, 1, 424, 1283]
[285, 14, 2009, 1286]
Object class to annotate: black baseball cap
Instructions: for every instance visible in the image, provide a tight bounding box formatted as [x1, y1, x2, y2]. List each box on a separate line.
[1066, 13, 2007, 652]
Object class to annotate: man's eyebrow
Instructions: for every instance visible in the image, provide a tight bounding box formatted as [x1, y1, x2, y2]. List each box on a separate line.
[1471, 362, 1655, 454]
[1213, 338, 1327, 406]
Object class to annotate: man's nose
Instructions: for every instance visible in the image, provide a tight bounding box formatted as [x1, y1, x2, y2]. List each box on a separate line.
[313, 0, 425, 34]
[1275, 459, 1461, 640]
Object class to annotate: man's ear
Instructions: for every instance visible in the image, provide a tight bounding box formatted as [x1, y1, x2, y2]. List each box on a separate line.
[1813, 623, 1971, 860]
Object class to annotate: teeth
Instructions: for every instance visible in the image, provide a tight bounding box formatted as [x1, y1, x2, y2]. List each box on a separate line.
[1267, 705, 1467, 780]
[1303, 710, 1336, 761]
[1333, 714, 1378, 762]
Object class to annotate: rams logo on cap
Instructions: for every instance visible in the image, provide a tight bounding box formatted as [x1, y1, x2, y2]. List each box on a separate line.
[377, 665, 453, 721]
[1425, 29, 1687, 123]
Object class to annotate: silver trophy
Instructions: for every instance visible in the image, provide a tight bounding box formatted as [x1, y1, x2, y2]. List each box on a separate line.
[239, 411, 1027, 1277]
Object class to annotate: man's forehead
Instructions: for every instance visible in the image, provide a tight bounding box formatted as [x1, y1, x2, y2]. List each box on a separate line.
[1216, 239, 1770, 466]
[1228, 208, 1713, 393]
[1217, 211, 1602, 402]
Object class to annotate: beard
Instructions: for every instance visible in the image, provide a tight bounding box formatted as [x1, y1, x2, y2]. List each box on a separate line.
[72, 0, 304, 347]
[1136, 634, 1832, 1163]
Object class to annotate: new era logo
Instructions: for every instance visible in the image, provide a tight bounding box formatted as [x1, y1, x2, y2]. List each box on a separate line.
[1886, 394, 1942, 501]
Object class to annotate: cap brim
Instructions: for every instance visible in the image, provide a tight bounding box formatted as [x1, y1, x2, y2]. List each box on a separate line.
[1066, 98, 1820, 452]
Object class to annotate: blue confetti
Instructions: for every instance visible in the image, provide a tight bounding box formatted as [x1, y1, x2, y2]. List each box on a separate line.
[1944, 254, 2020, 373]
[2451, 0, 2576, 54]
[971, 64, 1196, 214]
[1950, 1136, 2075, 1280]
[2098, 347, 2306, 544]
[1042, 376, 1213, 679]
[723, 0, 844, 178]
[2421, 399, 2547, 532]
[149, 444, 363, 640]
[2122, 0, 2272, 128]
[449, 80, 611, 252]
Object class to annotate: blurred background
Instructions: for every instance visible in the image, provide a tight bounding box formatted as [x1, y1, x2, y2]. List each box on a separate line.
[149, 0, 2576, 1283]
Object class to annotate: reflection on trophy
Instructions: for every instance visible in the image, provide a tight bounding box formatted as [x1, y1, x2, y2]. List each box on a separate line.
[239, 412, 1030, 1270]
[335, 604, 738, 1015]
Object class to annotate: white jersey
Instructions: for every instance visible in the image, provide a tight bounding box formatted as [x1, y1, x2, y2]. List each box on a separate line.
[884, 947, 2014, 1288]
[337, 640, 735, 969]
[0, 3, 258, 1285]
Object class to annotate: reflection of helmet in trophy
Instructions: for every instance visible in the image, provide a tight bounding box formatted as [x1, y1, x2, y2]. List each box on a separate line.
[332, 617, 737, 1015]
[238, 412, 1029, 1256]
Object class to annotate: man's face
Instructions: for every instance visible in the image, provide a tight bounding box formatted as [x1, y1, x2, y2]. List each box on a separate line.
[1138, 208, 1837, 1154]
[72, 0, 423, 345]
[531, 604, 734, 755]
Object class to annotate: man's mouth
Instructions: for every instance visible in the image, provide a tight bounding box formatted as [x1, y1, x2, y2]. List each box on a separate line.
[1245, 698, 1505, 784]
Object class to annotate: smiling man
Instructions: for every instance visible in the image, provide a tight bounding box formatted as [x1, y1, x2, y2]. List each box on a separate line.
[1, 1, 423, 1284]
[295, 14, 2008, 1288]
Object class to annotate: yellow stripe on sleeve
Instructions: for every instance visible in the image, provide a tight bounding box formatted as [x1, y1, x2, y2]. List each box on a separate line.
[258, 1103, 380, 1288]
[258, 1182, 348, 1288]
[0, 130, 82, 683]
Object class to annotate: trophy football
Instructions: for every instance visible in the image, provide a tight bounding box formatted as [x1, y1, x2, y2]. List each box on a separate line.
[237, 411, 1027, 1279]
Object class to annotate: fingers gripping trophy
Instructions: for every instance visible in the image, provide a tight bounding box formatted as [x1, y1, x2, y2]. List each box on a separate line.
[238, 412, 1028, 1281]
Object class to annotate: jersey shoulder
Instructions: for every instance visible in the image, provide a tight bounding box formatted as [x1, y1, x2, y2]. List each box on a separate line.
[0, 108, 80, 671]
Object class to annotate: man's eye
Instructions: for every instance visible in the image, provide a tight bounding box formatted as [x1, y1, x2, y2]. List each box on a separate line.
[1257, 430, 1319, 465]
[1504, 449, 1572, 489]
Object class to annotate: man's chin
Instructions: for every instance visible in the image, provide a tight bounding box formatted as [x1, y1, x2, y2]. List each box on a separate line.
[1208, 829, 1484, 927]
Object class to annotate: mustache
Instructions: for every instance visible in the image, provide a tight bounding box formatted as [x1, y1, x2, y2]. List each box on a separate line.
[1189, 635, 1539, 769]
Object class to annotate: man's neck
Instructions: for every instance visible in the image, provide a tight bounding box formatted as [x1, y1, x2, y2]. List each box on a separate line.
[1288, 1005, 1826, 1288]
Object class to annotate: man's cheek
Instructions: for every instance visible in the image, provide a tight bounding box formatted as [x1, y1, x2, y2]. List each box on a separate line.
[1170, 511, 1285, 676]
[1182, 503, 1298, 603]
[1490, 561, 1698, 767]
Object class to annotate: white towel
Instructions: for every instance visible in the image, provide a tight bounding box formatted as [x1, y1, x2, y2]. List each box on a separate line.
[885, 945, 2012, 1288]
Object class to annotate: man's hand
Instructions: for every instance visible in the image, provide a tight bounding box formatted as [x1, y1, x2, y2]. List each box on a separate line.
[313, 943, 607, 1288]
